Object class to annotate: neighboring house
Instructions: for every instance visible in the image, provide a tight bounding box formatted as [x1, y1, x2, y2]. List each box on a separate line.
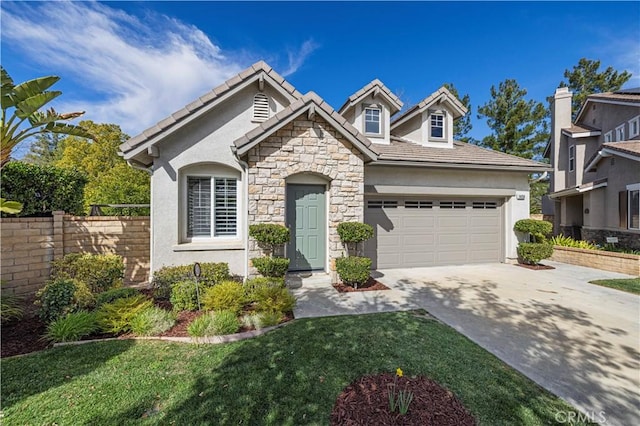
[546, 87, 640, 248]
[120, 61, 549, 279]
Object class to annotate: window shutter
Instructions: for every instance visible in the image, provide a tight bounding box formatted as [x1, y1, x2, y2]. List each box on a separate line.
[253, 93, 269, 121]
[214, 178, 237, 236]
[619, 191, 628, 228]
[187, 177, 211, 237]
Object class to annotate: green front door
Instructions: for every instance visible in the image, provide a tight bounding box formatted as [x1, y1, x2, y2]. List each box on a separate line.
[286, 184, 326, 271]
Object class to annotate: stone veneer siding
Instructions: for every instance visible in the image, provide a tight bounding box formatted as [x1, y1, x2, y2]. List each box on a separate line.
[581, 228, 640, 250]
[246, 115, 365, 274]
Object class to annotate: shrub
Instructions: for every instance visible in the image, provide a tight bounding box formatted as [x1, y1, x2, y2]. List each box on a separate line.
[243, 277, 285, 301]
[248, 224, 290, 256]
[96, 287, 140, 306]
[0, 162, 87, 217]
[210, 310, 240, 335]
[36, 279, 95, 323]
[252, 284, 296, 314]
[129, 306, 176, 336]
[550, 235, 597, 250]
[96, 295, 152, 334]
[152, 262, 230, 299]
[202, 281, 245, 314]
[44, 311, 98, 343]
[251, 257, 290, 278]
[1, 290, 23, 323]
[337, 222, 374, 256]
[336, 256, 372, 288]
[242, 311, 282, 330]
[187, 313, 215, 338]
[514, 219, 552, 243]
[170, 280, 201, 312]
[517, 243, 554, 265]
[51, 253, 124, 293]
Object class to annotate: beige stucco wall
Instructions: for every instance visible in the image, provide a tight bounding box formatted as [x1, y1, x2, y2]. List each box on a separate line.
[150, 84, 292, 276]
[349, 99, 394, 144]
[392, 106, 455, 148]
[245, 115, 365, 275]
[365, 166, 531, 260]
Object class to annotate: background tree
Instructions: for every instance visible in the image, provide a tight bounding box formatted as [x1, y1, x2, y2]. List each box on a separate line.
[559, 58, 632, 118]
[443, 83, 474, 142]
[477, 79, 548, 160]
[54, 121, 150, 215]
[24, 133, 63, 165]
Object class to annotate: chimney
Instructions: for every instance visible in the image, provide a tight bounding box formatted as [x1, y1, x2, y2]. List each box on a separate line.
[550, 87, 573, 192]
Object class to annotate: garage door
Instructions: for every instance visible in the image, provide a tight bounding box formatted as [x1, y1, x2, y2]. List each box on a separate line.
[364, 197, 503, 269]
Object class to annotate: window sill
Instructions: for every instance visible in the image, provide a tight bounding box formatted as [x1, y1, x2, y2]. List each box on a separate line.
[173, 241, 244, 252]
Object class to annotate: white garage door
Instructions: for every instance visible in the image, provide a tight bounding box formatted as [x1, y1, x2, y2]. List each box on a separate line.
[364, 197, 503, 269]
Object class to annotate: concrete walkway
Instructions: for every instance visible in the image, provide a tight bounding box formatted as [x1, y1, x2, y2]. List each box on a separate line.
[289, 261, 640, 426]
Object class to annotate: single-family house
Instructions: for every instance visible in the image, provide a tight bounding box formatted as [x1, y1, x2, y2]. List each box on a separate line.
[120, 61, 550, 279]
[546, 87, 640, 248]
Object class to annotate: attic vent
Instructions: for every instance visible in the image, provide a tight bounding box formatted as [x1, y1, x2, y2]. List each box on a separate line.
[253, 93, 270, 121]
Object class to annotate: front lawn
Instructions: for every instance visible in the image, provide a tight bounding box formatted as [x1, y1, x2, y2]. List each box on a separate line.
[1, 311, 586, 425]
[588, 277, 640, 295]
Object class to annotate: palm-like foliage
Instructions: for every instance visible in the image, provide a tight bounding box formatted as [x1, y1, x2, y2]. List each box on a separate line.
[1, 66, 93, 169]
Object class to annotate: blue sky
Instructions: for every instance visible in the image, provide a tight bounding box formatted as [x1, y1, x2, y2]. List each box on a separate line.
[2, 1, 639, 157]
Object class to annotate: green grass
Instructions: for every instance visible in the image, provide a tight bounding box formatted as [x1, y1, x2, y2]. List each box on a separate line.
[1, 312, 586, 425]
[589, 277, 640, 295]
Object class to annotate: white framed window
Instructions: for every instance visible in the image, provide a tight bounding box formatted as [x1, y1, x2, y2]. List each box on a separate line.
[628, 116, 640, 138]
[616, 124, 625, 141]
[628, 183, 640, 230]
[430, 113, 444, 138]
[568, 144, 575, 172]
[186, 176, 238, 239]
[253, 93, 270, 121]
[364, 106, 381, 134]
[604, 131, 613, 143]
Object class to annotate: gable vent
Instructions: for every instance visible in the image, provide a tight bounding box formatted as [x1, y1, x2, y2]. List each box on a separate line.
[253, 93, 270, 121]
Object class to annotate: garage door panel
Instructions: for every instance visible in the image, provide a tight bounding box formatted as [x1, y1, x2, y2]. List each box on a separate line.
[365, 198, 502, 269]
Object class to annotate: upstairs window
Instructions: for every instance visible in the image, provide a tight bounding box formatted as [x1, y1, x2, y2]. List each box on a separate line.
[187, 176, 238, 238]
[604, 131, 613, 143]
[629, 116, 640, 139]
[364, 106, 381, 134]
[628, 184, 640, 230]
[568, 144, 575, 172]
[253, 93, 270, 121]
[430, 113, 444, 138]
[616, 124, 625, 141]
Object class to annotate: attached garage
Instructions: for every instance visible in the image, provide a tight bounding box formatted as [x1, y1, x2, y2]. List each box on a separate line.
[364, 197, 504, 269]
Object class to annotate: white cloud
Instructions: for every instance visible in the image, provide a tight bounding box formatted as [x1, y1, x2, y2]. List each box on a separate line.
[1, 2, 317, 139]
[282, 39, 320, 77]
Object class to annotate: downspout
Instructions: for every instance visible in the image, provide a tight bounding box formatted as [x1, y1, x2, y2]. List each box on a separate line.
[236, 156, 250, 281]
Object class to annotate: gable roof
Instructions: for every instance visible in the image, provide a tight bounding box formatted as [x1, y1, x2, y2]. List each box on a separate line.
[338, 79, 403, 115]
[390, 86, 468, 129]
[584, 141, 640, 172]
[120, 61, 302, 164]
[575, 88, 640, 123]
[372, 136, 551, 172]
[233, 91, 377, 161]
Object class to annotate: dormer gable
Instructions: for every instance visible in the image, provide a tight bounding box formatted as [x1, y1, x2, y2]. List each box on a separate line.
[390, 86, 467, 149]
[338, 79, 403, 145]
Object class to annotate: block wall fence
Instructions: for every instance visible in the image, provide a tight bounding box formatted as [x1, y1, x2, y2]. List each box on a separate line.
[1, 211, 150, 296]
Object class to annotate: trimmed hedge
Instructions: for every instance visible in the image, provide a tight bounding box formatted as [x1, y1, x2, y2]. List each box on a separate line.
[337, 222, 374, 243]
[0, 161, 87, 216]
[251, 257, 290, 278]
[514, 219, 552, 243]
[152, 262, 230, 299]
[517, 243, 554, 265]
[249, 224, 290, 248]
[51, 253, 124, 293]
[336, 256, 372, 288]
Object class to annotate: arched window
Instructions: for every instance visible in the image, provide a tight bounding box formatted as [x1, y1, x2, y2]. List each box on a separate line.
[253, 93, 270, 121]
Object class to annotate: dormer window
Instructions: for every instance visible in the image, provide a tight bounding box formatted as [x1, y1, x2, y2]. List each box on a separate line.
[604, 131, 613, 143]
[364, 106, 381, 134]
[430, 113, 444, 139]
[616, 124, 625, 141]
[253, 93, 270, 121]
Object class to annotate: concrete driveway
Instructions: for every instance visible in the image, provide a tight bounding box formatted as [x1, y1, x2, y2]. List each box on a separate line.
[290, 261, 640, 426]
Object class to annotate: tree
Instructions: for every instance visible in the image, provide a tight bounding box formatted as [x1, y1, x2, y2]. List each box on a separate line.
[54, 120, 150, 214]
[443, 83, 474, 142]
[23, 133, 63, 165]
[1, 66, 92, 168]
[477, 79, 548, 160]
[559, 58, 632, 118]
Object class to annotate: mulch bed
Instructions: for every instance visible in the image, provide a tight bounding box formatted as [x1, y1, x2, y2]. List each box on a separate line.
[330, 373, 476, 426]
[333, 277, 390, 293]
[515, 263, 555, 270]
[1, 300, 48, 358]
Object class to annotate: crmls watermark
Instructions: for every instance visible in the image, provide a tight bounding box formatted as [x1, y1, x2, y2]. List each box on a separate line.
[555, 410, 606, 424]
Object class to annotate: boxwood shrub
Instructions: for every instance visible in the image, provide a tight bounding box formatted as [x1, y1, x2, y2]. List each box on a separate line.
[248, 224, 290, 256]
[35, 278, 95, 323]
[336, 256, 372, 288]
[251, 257, 290, 278]
[514, 219, 552, 243]
[50, 253, 124, 293]
[170, 280, 200, 312]
[517, 242, 554, 265]
[152, 262, 230, 299]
